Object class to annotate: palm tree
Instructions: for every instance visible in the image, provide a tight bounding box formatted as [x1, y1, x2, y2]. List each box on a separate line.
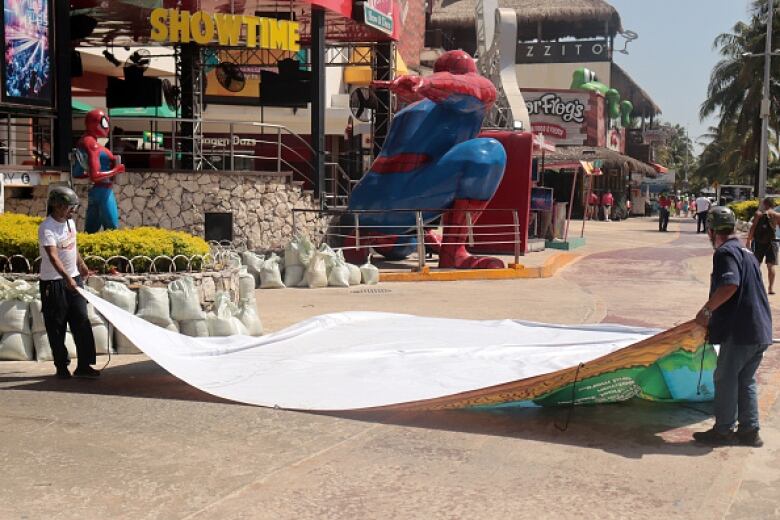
[699, 0, 780, 191]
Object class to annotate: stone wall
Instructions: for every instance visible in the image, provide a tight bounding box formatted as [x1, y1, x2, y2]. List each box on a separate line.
[4, 171, 327, 250]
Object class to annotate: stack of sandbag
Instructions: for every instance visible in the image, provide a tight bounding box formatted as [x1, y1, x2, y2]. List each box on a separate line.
[360, 257, 380, 285]
[101, 281, 140, 354]
[169, 277, 208, 337]
[281, 236, 370, 289]
[0, 278, 36, 361]
[236, 270, 263, 336]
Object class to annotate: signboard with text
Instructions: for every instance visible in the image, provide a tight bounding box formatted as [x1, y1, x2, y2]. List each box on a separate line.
[516, 39, 609, 64]
[363, 0, 393, 35]
[2, 171, 41, 187]
[523, 90, 594, 146]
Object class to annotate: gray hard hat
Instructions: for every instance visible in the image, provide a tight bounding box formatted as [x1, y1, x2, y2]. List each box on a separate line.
[47, 185, 80, 207]
[706, 205, 736, 232]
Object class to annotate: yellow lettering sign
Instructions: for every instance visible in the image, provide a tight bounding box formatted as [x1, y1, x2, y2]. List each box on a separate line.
[150, 8, 169, 42]
[213, 14, 242, 46]
[149, 10, 300, 51]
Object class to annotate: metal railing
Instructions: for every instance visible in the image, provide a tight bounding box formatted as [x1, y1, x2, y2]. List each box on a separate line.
[101, 116, 317, 184]
[0, 113, 55, 170]
[292, 207, 528, 270]
[323, 161, 355, 208]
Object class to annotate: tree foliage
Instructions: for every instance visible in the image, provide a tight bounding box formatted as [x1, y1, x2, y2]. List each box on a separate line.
[693, 0, 780, 191]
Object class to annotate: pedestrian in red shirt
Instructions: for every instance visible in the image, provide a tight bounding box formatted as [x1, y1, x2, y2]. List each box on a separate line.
[587, 191, 599, 220]
[601, 191, 614, 222]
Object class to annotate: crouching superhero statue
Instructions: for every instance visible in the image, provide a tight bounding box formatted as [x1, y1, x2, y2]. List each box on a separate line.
[73, 109, 125, 233]
[344, 50, 507, 269]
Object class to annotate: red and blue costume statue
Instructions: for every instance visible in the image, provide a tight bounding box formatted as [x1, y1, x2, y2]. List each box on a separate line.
[345, 50, 507, 269]
[74, 109, 125, 233]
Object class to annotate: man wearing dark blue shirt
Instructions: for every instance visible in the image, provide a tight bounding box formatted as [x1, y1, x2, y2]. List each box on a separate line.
[693, 206, 773, 447]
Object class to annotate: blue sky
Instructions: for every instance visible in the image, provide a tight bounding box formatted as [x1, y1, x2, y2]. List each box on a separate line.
[608, 0, 753, 150]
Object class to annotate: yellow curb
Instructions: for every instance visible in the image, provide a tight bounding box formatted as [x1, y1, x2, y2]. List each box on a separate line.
[379, 252, 579, 282]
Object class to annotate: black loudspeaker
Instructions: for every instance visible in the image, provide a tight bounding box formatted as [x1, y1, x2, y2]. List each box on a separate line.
[71, 50, 83, 78]
[106, 76, 163, 108]
[70, 14, 98, 40]
[204, 212, 233, 242]
[259, 59, 312, 108]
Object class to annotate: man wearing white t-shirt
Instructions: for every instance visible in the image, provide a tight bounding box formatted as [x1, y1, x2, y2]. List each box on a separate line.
[695, 195, 712, 233]
[38, 186, 99, 380]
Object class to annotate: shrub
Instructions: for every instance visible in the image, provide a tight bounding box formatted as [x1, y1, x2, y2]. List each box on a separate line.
[729, 198, 779, 222]
[0, 213, 210, 273]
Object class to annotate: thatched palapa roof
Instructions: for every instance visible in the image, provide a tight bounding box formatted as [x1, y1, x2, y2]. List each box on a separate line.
[610, 63, 662, 118]
[544, 146, 658, 177]
[431, 0, 623, 41]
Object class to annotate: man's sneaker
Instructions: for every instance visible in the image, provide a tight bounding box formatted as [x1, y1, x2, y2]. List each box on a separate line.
[693, 427, 737, 446]
[73, 366, 101, 379]
[736, 428, 764, 447]
[55, 367, 71, 380]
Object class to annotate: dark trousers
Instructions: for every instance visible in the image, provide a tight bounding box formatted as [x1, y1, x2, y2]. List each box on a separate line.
[40, 276, 96, 368]
[659, 208, 670, 231]
[697, 211, 708, 233]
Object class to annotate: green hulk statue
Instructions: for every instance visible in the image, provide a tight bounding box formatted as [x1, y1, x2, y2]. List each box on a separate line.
[570, 68, 633, 127]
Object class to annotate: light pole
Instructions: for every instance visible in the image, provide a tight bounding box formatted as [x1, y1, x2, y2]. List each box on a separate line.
[758, 0, 775, 199]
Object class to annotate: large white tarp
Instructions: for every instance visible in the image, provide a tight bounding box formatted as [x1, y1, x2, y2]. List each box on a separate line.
[82, 290, 659, 411]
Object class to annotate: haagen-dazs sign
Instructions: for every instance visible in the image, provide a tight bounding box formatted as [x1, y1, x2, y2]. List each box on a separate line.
[523, 90, 592, 146]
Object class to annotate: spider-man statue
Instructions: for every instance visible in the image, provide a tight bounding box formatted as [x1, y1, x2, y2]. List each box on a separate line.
[75, 109, 125, 233]
[345, 50, 506, 269]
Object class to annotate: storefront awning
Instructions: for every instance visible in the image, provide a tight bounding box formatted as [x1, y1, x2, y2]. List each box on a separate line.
[541, 146, 658, 177]
[652, 162, 669, 174]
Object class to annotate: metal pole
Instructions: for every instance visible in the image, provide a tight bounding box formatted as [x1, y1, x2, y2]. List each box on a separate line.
[564, 168, 578, 241]
[53, 0, 72, 169]
[581, 174, 593, 238]
[311, 7, 326, 207]
[415, 211, 426, 271]
[466, 211, 474, 246]
[277, 127, 282, 174]
[354, 213, 361, 250]
[229, 123, 235, 171]
[758, 0, 774, 200]
[513, 210, 520, 265]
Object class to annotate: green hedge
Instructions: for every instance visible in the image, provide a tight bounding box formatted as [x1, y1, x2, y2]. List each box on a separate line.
[728, 198, 779, 222]
[0, 212, 210, 273]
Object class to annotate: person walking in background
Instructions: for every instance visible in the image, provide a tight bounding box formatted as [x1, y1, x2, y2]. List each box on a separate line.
[587, 191, 599, 220]
[676, 198, 684, 218]
[682, 197, 690, 218]
[38, 186, 100, 380]
[693, 206, 772, 447]
[601, 190, 614, 222]
[746, 197, 779, 295]
[658, 193, 671, 231]
[696, 193, 712, 233]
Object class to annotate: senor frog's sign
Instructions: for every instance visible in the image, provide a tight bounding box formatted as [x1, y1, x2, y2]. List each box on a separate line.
[150, 9, 301, 52]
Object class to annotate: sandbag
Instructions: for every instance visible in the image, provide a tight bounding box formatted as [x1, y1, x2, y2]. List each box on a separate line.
[206, 293, 248, 336]
[347, 263, 362, 286]
[283, 265, 305, 288]
[260, 253, 285, 289]
[284, 236, 303, 269]
[305, 252, 329, 289]
[0, 278, 38, 302]
[179, 319, 210, 337]
[115, 330, 141, 354]
[0, 300, 31, 334]
[164, 321, 179, 333]
[237, 301, 263, 336]
[0, 332, 34, 361]
[92, 324, 110, 355]
[239, 268, 257, 300]
[136, 286, 173, 326]
[360, 261, 380, 285]
[30, 299, 47, 334]
[241, 251, 264, 286]
[168, 277, 206, 321]
[327, 252, 351, 288]
[101, 281, 137, 313]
